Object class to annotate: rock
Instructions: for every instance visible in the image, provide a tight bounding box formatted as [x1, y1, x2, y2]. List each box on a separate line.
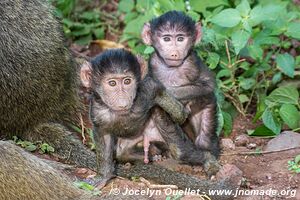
[246, 143, 257, 149]
[235, 134, 250, 146]
[221, 138, 236, 150]
[264, 131, 300, 152]
[216, 164, 243, 187]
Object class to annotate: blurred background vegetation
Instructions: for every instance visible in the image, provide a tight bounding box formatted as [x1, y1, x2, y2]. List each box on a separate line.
[50, 0, 300, 137]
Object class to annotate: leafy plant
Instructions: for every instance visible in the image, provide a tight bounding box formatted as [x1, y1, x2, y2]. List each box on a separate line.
[73, 181, 101, 195]
[12, 136, 55, 154]
[118, 0, 300, 136]
[51, 0, 116, 45]
[288, 154, 300, 174]
[53, 0, 300, 136]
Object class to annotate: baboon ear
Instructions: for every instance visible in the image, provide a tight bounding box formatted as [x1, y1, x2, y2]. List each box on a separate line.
[136, 55, 148, 80]
[141, 23, 152, 45]
[80, 61, 92, 88]
[195, 22, 202, 44]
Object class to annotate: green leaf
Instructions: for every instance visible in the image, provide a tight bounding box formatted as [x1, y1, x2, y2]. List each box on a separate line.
[264, 18, 287, 36]
[56, 0, 75, 16]
[222, 111, 233, 136]
[249, 125, 277, 136]
[242, 20, 252, 32]
[265, 86, 299, 106]
[249, 5, 264, 26]
[231, 30, 250, 54]
[207, 52, 220, 69]
[136, 0, 152, 12]
[173, 0, 185, 11]
[279, 104, 300, 129]
[254, 36, 280, 46]
[73, 181, 95, 191]
[211, 9, 241, 27]
[187, 10, 201, 22]
[62, 18, 75, 28]
[236, 0, 251, 17]
[118, 0, 135, 13]
[261, 4, 286, 21]
[72, 26, 91, 37]
[239, 77, 255, 90]
[286, 22, 300, 39]
[143, 46, 154, 54]
[93, 28, 104, 39]
[239, 94, 249, 103]
[124, 12, 154, 37]
[25, 144, 37, 152]
[156, 0, 175, 11]
[253, 93, 266, 122]
[247, 45, 263, 60]
[262, 108, 281, 134]
[216, 69, 231, 79]
[80, 11, 99, 21]
[124, 12, 138, 23]
[133, 44, 147, 54]
[272, 72, 282, 85]
[190, 0, 228, 13]
[276, 53, 295, 78]
[47, 145, 55, 153]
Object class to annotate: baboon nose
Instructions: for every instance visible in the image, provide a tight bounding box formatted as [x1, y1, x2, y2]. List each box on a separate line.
[171, 51, 179, 58]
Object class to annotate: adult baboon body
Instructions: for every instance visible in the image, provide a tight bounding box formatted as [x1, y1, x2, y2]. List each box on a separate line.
[0, 0, 79, 138]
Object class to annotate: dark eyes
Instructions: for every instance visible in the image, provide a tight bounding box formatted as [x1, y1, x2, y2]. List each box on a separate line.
[163, 37, 184, 42]
[124, 78, 131, 85]
[108, 79, 131, 86]
[108, 80, 116, 87]
[163, 37, 171, 42]
[177, 37, 184, 42]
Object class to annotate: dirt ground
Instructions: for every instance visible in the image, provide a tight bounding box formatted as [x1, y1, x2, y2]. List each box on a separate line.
[60, 115, 299, 200]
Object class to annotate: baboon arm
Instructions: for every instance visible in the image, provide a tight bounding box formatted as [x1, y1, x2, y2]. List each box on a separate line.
[168, 80, 215, 101]
[154, 90, 188, 124]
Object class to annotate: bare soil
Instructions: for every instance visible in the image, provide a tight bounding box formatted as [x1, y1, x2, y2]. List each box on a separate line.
[59, 115, 299, 200]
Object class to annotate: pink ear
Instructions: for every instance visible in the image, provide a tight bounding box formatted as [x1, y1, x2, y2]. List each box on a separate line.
[80, 61, 92, 88]
[141, 23, 152, 45]
[136, 55, 148, 80]
[195, 22, 202, 44]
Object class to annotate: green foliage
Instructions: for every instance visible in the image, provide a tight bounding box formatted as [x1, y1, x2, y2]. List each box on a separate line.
[288, 154, 300, 174]
[73, 181, 101, 195]
[12, 136, 55, 154]
[118, 0, 300, 136]
[51, 0, 108, 45]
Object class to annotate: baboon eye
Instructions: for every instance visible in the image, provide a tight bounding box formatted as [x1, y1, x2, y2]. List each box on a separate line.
[163, 37, 171, 42]
[177, 37, 184, 42]
[124, 78, 131, 85]
[108, 80, 116, 87]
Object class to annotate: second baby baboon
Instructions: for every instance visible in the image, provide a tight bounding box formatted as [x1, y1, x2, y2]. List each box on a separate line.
[142, 11, 220, 159]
